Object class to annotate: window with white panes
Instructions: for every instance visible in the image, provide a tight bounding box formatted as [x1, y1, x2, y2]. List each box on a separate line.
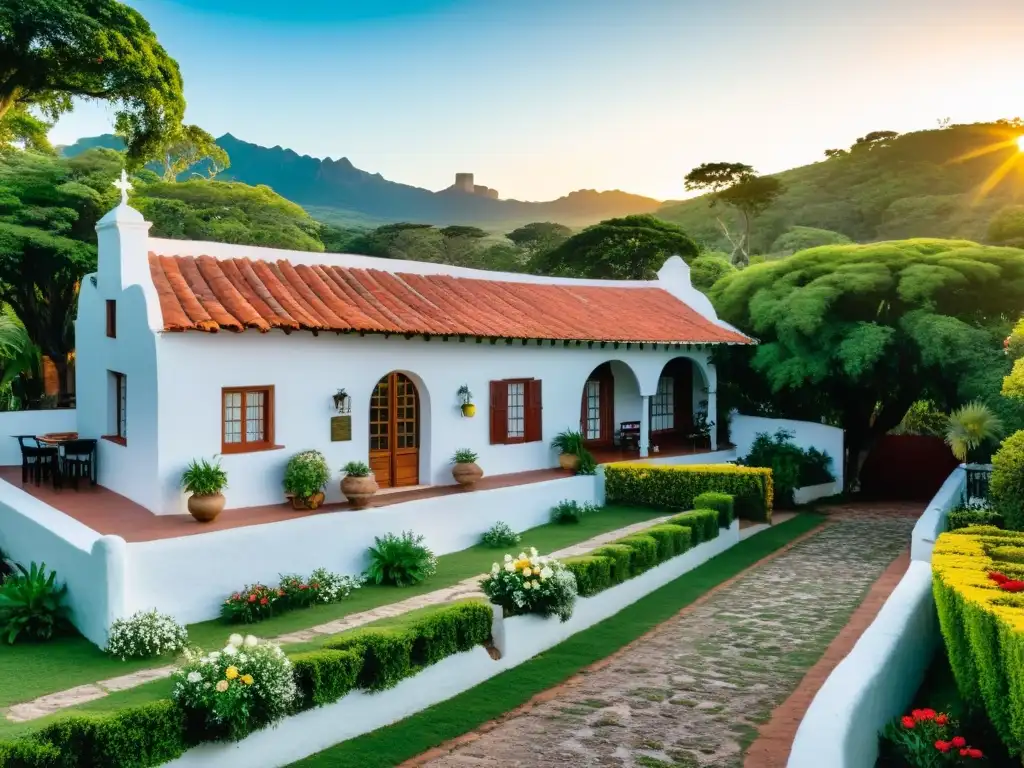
[222, 387, 274, 452]
[650, 375, 675, 432]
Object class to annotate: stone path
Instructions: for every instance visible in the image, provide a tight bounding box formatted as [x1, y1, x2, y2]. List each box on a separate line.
[413, 517, 914, 768]
[6, 512, 681, 723]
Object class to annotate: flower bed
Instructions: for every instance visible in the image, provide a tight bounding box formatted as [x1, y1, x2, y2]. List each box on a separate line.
[932, 525, 1024, 758]
[221, 568, 361, 624]
[603, 463, 773, 522]
[0, 601, 493, 765]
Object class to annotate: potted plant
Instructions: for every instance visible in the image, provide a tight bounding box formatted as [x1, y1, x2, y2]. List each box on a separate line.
[451, 448, 483, 487]
[181, 458, 228, 523]
[551, 429, 585, 471]
[457, 385, 475, 417]
[283, 450, 331, 510]
[340, 461, 377, 509]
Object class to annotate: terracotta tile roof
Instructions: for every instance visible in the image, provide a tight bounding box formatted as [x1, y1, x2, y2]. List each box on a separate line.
[148, 253, 752, 345]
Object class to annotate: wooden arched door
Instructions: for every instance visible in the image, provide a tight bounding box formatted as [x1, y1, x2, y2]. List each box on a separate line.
[369, 372, 420, 488]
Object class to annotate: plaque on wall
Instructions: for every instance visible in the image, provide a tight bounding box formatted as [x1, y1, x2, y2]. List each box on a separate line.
[330, 415, 352, 442]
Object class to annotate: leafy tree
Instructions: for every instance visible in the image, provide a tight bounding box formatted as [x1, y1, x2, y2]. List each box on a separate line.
[153, 125, 230, 182]
[0, 104, 52, 152]
[988, 205, 1024, 248]
[506, 222, 571, 253]
[439, 225, 487, 240]
[824, 148, 848, 159]
[710, 239, 1024, 488]
[0, 0, 186, 163]
[689, 253, 735, 292]
[770, 226, 852, 255]
[530, 214, 698, 280]
[683, 163, 784, 266]
[135, 180, 324, 251]
[852, 131, 900, 152]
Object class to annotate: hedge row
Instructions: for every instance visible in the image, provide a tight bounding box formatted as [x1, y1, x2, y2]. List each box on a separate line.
[604, 463, 773, 523]
[0, 601, 493, 768]
[933, 526, 1024, 757]
[564, 507, 726, 598]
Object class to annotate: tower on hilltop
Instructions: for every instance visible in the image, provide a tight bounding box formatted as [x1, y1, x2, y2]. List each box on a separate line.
[454, 173, 474, 193]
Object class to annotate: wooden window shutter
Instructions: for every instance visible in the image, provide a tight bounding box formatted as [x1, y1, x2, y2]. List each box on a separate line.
[490, 380, 508, 444]
[525, 379, 543, 443]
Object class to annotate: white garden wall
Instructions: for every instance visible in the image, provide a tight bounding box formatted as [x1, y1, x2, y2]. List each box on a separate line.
[911, 466, 965, 562]
[0, 480, 124, 646]
[125, 474, 602, 624]
[162, 520, 741, 768]
[730, 413, 845, 492]
[0, 409, 77, 466]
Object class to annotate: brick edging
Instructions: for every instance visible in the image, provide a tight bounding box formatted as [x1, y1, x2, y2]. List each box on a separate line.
[400, 521, 833, 767]
[743, 548, 913, 768]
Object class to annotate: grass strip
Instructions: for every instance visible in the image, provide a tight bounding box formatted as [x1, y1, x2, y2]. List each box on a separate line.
[291, 513, 825, 767]
[0, 505, 666, 710]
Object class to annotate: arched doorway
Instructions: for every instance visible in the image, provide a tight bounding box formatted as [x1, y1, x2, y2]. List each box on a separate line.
[579, 361, 642, 450]
[648, 357, 698, 451]
[369, 372, 420, 488]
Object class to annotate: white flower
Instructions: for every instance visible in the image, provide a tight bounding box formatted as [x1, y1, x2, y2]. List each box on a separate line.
[228, 633, 244, 647]
[522, 567, 532, 578]
[222, 644, 238, 656]
[504, 562, 516, 572]
[491, 563, 500, 574]
[523, 580, 532, 590]
[209, 651, 221, 659]
[517, 552, 527, 561]
[504, 554, 512, 562]
[540, 566, 553, 580]
[532, 580, 539, 588]
[187, 671, 202, 683]
[244, 635, 258, 648]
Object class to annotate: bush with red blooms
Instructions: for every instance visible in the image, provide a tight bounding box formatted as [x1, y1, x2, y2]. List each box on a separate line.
[882, 708, 985, 766]
[986, 571, 1024, 592]
[220, 583, 280, 624]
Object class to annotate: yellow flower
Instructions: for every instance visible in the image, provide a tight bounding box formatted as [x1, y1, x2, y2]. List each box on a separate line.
[241, 674, 254, 685]
[215, 679, 229, 692]
[225, 666, 239, 680]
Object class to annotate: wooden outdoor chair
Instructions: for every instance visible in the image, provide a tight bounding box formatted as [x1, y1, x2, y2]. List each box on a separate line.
[619, 421, 640, 453]
[59, 439, 98, 490]
[13, 435, 57, 486]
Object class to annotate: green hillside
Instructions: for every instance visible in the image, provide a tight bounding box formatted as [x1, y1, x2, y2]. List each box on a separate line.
[657, 121, 1024, 254]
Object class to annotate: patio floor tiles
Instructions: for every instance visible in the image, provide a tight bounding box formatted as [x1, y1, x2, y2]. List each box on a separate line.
[0, 466, 571, 543]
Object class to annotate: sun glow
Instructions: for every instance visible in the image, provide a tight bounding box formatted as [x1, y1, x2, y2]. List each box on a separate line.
[1018, 135, 1024, 152]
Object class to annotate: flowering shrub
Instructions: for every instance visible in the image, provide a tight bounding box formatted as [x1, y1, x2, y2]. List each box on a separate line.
[881, 707, 985, 765]
[172, 633, 297, 742]
[308, 567, 362, 604]
[278, 573, 317, 609]
[480, 521, 521, 548]
[364, 531, 438, 587]
[481, 548, 577, 622]
[550, 500, 598, 524]
[220, 584, 280, 624]
[106, 609, 189, 660]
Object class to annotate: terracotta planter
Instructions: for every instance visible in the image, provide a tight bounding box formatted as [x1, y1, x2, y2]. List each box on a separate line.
[341, 475, 378, 509]
[558, 453, 580, 471]
[452, 461, 484, 487]
[461, 403, 476, 417]
[188, 492, 225, 523]
[289, 491, 325, 510]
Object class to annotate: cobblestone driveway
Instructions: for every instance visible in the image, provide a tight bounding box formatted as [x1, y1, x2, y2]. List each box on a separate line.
[419, 519, 913, 768]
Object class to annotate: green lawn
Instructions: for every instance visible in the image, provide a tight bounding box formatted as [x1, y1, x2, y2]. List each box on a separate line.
[0, 505, 665, 711]
[290, 513, 825, 767]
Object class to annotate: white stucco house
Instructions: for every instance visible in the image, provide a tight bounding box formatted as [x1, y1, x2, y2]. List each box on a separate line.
[74, 180, 753, 516]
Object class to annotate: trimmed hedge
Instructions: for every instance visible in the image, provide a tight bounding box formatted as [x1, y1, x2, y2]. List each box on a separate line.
[562, 517, 717, 599]
[668, 510, 719, 545]
[325, 600, 492, 691]
[932, 527, 1024, 756]
[0, 602, 493, 767]
[948, 506, 1004, 531]
[693, 492, 734, 527]
[564, 555, 614, 597]
[604, 463, 773, 523]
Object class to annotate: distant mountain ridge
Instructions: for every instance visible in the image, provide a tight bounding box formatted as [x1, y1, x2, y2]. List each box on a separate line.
[59, 134, 661, 228]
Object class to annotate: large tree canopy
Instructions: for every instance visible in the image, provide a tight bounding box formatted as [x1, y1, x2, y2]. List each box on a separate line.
[0, 0, 185, 162]
[710, 238, 1024, 487]
[529, 214, 699, 280]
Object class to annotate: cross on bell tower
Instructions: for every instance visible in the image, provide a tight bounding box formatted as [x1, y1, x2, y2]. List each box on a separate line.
[112, 169, 132, 205]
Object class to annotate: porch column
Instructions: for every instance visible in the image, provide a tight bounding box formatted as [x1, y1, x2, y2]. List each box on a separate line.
[639, 395, 650, 458]
[707, 389, 718, 451]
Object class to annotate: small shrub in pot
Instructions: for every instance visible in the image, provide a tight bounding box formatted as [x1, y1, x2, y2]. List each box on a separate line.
[340, 460, 378, 509]
[451, 448, 484, 486]
[181, 458, 228, 522]
[283, 450, 331, 509]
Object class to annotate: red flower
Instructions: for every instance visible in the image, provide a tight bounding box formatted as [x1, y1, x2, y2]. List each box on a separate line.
[951, 736, 967, 748]
[919, 708, 936, 721]
[935, 714, 948, 725]
[935, 740, 951, 753]
[902, 716, 916, 728]
[299, 584, 308, 590]
[248, 594, 256, 603]
[966, 748, 983, 759]
[1001, 580, 1024, 592]
[989, 571, 1009, 583]
[260, 597, 268, 605]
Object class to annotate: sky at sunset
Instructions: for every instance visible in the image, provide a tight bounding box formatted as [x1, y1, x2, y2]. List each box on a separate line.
[50, 0, 1024, 201]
